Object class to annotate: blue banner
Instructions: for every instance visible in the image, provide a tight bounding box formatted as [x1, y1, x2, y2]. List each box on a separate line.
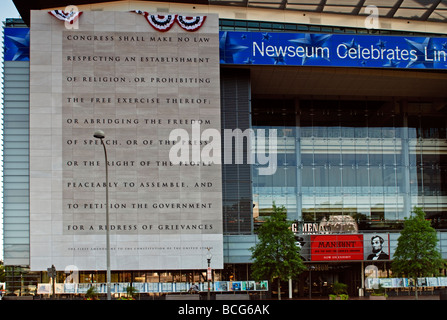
[220, 31, 447, 70]
[3, 27, 446, 69]
[3, 28, 30, 61]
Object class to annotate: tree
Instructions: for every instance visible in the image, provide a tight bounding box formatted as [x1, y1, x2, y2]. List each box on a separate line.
[0, 261, 5, 283]
[250, 203, 306, 300]
[391, 207, 446, 299]
[85, 286, 99, 300]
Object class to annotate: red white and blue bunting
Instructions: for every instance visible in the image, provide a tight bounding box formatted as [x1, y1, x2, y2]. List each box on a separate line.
[47, 10, 206, 32]
[133, 10, 177, 32]
[176, 15, 207, 32]
[48, 10, 83, 24]
[133, 10, 206, 32]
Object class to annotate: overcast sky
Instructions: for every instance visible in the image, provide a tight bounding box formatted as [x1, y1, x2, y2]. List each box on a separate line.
[0, 0, 20, 23]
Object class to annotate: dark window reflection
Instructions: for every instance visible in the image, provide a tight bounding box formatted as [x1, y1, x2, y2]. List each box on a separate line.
[251, 98, 447, 230]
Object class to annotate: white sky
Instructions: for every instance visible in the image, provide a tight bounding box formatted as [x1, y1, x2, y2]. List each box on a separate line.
[1, 0, 21, 261]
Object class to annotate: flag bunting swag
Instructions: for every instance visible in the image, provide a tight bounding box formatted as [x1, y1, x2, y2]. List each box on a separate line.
[48, 10, 83, 24]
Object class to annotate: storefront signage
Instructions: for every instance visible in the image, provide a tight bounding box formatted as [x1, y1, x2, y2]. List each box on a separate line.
[292, 216, 358, 235]
[310, 234, 364, 261]
[220, 31, 447, 70]
[296, 233, 390, 261]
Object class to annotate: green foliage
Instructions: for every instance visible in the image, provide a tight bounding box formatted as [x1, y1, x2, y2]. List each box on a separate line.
[329, 282, 349, 300]
[329, 293, 349, 300]
[0, 262, 5, 283]
[371, 284, 387, 297]
[85, 286, 99, 300]
[250, 203, 306, 296]
[332, 282, 347, 295]
[125, 285, 138, 299]
[391, 207, 446, 279]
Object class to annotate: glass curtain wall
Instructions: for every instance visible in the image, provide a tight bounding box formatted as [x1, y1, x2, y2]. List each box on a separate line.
[252, 98, 447, 230]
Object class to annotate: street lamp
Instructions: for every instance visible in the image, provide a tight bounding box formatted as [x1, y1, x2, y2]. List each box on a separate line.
[206, 248, 212, 300]
[308, 265, 315, 300]
[93, 130, 111, 301]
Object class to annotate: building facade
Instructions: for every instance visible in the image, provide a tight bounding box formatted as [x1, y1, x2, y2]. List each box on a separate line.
[2, 0, 447, 298]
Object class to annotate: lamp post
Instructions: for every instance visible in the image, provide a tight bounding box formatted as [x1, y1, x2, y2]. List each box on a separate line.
[206, 248, 212, 300]
[308, 265, 315, 300]
[93, 130, 111, 301]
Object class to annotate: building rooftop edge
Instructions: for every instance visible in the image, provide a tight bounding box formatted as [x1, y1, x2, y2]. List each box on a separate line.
[12, 0, 447, 35]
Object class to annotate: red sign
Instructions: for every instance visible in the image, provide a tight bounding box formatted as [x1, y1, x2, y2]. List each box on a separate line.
[311, 234, 364, 261]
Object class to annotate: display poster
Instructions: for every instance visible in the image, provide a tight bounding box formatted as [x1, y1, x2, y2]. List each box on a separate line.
[37, 280, 269, 294]
[294, 219, 391, 261]
[29, 11, 222, 271]
[363, 233, 390, 261]
[310, 234, 364, 261]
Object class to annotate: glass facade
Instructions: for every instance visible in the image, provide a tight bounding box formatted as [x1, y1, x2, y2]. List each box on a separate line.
[2, 25, 30, 266]
[221, 69, 253, 235]
[252, 98, 447, 230]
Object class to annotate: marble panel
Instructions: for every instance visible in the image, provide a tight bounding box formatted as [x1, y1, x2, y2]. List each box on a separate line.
[30, 10, 222, 271]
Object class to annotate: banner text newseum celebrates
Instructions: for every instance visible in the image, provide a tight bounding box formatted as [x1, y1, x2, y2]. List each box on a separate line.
[220, 31, 447, 70]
